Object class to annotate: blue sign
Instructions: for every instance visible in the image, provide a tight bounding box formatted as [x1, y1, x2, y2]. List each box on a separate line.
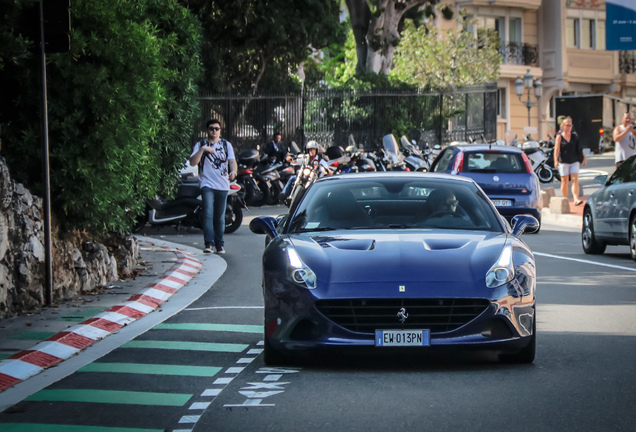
[607, 1, 636, 50]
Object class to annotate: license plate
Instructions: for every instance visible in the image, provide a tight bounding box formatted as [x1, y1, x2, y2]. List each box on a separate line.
[375, 329, 430, 347]
[492, 199, 512, 207]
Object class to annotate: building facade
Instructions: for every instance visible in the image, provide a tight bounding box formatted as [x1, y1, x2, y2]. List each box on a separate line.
[440, 0, 636, 144]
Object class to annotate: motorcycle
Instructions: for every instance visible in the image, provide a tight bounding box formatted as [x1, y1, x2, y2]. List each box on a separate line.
[369, 134, 409, 172]
[132, 169, 244, 234]
[236, 149, 269, 206]
[399, 136, 430, 172]
[284, 154, 332, 208]
[253, 158, 286, 206]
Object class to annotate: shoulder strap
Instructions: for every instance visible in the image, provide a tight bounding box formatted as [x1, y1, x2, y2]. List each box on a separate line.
[197, 139, 208, 175]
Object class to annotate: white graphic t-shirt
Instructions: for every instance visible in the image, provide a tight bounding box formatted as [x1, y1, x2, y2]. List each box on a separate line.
[190, 139, 235, 191]
[615, 125, 636, 163]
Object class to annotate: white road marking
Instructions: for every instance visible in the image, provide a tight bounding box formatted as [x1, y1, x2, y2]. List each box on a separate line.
[534, 252, 636, 272]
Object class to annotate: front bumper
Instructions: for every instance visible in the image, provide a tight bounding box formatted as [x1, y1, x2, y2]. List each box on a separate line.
[264, 280, 535, 356]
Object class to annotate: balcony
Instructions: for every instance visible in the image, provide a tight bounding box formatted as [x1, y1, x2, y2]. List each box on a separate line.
[500, 43, 539, 67]
[619, 51, 636, 74]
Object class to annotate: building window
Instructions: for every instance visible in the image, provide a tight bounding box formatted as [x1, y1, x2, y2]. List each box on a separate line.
[497, 88, 506, 119]
[509, 18, 521, 44]
[566, 18, 579, 48]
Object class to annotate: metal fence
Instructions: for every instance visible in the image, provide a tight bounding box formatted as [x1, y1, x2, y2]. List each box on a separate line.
[196, 84, 497, 152]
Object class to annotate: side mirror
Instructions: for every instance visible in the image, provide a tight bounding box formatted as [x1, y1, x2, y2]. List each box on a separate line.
[511, 214, 539, 236]
[249, 216, 279, 239]
[593, 174, 608, 186]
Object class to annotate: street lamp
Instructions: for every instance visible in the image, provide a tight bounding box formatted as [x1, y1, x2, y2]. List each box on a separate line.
[514, 69, 543, 128]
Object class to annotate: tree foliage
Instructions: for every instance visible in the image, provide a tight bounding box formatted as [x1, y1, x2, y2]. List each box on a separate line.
[0, 0, 202, 235]
[187, 0, 346, 93]
[391, 11, 501, 88]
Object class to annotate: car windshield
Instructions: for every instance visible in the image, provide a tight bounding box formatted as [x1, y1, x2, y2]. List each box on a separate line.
[463, 151, 526, 174]
[287, 177, 503, 233]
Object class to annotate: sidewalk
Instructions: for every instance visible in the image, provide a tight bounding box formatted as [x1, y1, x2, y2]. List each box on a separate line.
[0, 237, 225, 396]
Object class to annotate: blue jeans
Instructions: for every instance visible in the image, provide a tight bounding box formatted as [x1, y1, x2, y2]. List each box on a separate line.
[201, 187, 228, 248]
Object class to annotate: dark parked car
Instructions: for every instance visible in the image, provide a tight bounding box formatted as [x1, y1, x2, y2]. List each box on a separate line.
[431, 144, 542, 232]
[582, 154, 636, 260]
[250, 172, 539, 365]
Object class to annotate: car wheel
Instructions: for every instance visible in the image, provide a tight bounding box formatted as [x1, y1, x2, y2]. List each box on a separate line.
[581, 208, 606, 254]
[630, 214, 636, 261]
[500, 312, 536, 364]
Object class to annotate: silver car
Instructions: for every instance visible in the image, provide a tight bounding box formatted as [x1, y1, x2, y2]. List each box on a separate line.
[582, 154, 636, 260]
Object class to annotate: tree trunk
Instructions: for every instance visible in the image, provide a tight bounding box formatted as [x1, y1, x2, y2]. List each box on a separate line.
[346, 0, 430, 75]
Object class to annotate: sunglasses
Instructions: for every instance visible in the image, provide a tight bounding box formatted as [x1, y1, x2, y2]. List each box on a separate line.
[208, 126, 221, 131]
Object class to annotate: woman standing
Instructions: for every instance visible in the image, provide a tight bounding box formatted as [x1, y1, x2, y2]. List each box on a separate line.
[554, 116, 587, 206]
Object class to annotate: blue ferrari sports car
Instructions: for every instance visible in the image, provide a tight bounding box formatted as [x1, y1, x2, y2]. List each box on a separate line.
[250, 172, 539, 364]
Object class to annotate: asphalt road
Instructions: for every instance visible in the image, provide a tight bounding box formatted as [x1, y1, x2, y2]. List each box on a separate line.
[1, 192, 635, 431]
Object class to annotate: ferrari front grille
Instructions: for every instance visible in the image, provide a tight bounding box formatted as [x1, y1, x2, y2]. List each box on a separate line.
[315, 298, 491, 334]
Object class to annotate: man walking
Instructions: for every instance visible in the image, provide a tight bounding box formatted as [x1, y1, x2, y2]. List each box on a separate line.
[613, 112, 636, 169]
[189, 119, 237, 254]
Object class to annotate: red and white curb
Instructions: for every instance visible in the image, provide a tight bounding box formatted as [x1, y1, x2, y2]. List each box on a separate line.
[0, 246, 203, 392]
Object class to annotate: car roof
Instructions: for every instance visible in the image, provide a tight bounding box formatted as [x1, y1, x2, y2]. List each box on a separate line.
[451, 144, 523, 154]
[315, 171, 478, 185]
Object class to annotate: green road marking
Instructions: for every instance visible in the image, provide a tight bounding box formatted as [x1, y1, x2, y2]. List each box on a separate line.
[57, 306, 107, 322]
[156, 323, 263, 333]
[10, 331, 56, 341]
[122, 340, 248, 352]
[79, 362, 222, 377]
[25, 389, 192, 406]
[1, 424, 163, 432]
[0, 352, 14, 360]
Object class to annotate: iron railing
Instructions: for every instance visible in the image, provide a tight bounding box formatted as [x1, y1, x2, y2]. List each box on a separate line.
[499, 42, 539, 66]
[619, 51, 636, 74]
[196, 85, 498, 152]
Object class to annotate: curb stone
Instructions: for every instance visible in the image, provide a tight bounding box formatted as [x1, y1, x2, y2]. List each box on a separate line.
[0, 239, 203, 392]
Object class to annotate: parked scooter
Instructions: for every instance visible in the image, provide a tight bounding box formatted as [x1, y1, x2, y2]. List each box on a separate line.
[132, 171, 244, 234]
[518, 138, 560, 183]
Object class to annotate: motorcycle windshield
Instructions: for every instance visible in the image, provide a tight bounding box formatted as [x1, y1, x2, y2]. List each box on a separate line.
[382, 134, 401, 165]
[400, 135, 421, 157]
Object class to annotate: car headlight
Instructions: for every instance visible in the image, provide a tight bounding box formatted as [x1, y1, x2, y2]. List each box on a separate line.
[286, 246, 317, 289]
[485, 245, 515, 288]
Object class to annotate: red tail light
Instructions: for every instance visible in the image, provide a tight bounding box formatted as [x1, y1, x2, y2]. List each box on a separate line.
[521, 152, 534, 174]
[238, 167, 253, 175]
[453, 152, 464, 173]
[230, 183, 241, 190]
[599, 128, 604, 136]
[404, 167, 410, 172]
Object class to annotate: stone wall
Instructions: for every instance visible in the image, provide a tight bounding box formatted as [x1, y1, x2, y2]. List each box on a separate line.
[0, 157, 139, 320]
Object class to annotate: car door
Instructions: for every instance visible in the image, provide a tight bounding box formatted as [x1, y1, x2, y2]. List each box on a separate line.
[603, 157, 636, 240]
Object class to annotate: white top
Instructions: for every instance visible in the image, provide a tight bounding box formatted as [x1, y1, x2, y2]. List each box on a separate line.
[615, 125, 636, 163]
[190, 139, 235, 190]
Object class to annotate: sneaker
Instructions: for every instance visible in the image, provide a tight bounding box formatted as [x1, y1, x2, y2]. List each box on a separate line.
[203, 245, 214, 253]
[215, 246, 226, 254]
